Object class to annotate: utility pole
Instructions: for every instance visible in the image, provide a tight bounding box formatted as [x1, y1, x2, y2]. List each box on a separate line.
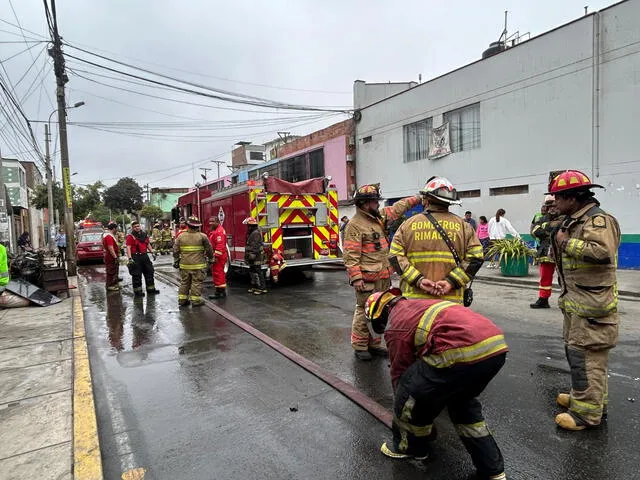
[199, 167, 211, 182]
[49, 0, 77, 275]
[211, 160, 225, 180]
[44, 124, 55, 250]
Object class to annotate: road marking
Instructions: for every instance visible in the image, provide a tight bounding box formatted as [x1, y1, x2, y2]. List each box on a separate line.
[73, 294, 104, 479]
[122, 467, 146, 479]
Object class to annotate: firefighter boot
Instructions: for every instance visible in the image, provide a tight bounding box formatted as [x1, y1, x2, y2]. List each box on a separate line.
[555, 412, 587, 431]
[557, 393, 608, 418]
[556, 393, 570, 408]
[530, 297, 550, 309]
[209, 288, 227, 299]
[354, 350, 372, 361]
[368, 346, 388, 357]
[380, 442, 429, 460]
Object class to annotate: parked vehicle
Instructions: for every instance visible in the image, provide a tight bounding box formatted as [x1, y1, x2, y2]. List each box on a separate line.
[76, 231, 104, 264]
[177, 176, 341, 276]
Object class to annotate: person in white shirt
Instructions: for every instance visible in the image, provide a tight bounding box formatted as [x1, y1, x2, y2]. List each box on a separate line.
[487, 209, 520, 268]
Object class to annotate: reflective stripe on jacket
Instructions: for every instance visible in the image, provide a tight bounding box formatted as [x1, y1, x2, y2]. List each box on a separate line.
[384, 298, 509, 389]
[530, 213, 560, 263]
[343, 196, 420, 284]
[0, 244, 9, 287]
[173, 230, 213, 270]
[389, 205, 483, 303]
[552, 202, 621, 318]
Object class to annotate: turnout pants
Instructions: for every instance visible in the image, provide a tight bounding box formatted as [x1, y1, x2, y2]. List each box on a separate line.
[351, 278, 390, 351]
[562, 310, 618, 426]
[212, 255, 227, 289]
[538, 262, 555, 299]
[179, 269, 206, 304]
[392, 354, 506, 478]
[104, 256, 118, 287]
[249, 264, 266, 290]
[130, 253, 156, 294]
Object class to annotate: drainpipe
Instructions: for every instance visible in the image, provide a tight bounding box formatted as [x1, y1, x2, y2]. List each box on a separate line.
[592, 12, 601, 179]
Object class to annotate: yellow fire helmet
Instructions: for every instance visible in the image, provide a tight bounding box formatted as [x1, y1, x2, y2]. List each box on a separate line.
[364, 287, 403, 334]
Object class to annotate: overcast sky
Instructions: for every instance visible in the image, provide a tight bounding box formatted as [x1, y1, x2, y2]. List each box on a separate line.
[1, 0, 616, 189]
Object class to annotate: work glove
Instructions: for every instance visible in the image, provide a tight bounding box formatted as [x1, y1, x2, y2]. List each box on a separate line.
[127, 259, 135, 267]
[173, 262, 179, 269]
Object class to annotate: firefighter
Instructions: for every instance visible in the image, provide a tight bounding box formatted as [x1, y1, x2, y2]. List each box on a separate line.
[126, 222, 160, 297]
[151, 223, 162, 252]
[389, 176, 484, 304]
[103, 222, 120, 291]
[365, 288, 508, 480]
[161, 224, 173, 255]
[549, 170, 621, 431]
[529, 195, 560, 308]
[207, 216, 228, 299]
[343, 183, 421, 361]
[269, 249, 286, 284]
[175, 217, 188, 239]
[116, 227, 126, 256]
[243, 217, 267, 295]
[173, 216, 213, 307]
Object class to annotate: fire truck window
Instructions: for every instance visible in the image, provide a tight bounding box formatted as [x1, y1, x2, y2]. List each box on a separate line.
[315, 203, 328, 226]
[266, 202, 279, 228]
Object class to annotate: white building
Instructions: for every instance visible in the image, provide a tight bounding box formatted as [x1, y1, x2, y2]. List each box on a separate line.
[354, 0, 640, 268]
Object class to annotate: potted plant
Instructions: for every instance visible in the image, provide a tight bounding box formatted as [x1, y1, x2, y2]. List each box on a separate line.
[485, 238, 536, 277]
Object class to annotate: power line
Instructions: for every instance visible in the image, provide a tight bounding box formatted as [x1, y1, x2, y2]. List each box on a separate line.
[63, 50, 351, 112]
[62, 40, 350, 95]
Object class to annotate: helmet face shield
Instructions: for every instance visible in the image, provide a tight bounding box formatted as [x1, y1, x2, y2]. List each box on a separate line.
[419, 176, 461, 205]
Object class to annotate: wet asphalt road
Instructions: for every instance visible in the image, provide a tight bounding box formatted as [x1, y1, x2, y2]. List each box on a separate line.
[79, 258, 640, 480]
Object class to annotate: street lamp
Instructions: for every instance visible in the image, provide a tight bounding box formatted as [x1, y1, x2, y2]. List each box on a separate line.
[45, 101, 85, 274]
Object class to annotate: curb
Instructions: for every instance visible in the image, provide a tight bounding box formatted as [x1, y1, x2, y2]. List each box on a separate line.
[71, 278, 104, 480]
[475, 274, 640, 299]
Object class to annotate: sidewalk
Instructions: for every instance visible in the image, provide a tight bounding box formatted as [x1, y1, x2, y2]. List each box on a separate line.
[0, 277, 102, 480]
[475, 264, 640, 297]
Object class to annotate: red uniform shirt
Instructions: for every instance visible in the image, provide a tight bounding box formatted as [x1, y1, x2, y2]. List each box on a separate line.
[208, 225, 227, 259]
[384, 299, 508, 390]
[102, 233, 118, 258]
[126, 233, 150, 254]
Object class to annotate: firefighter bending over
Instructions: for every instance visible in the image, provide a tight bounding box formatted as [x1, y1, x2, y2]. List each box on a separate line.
[173, 216, 213, 307]
[208, 216, 228, 299]
[343, 183, 421, 361]
[365, 288, 507, 480]
[389, 176, 483, 304]
[549, 170, 621, 431]
[244, 217, 267, 295]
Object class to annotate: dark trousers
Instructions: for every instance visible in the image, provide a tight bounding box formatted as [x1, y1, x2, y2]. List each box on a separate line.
[129, 253, 156, 293]
[249, 264, 266, 290]
[392, 354, 506, 478]
[105, 256, 118, 287]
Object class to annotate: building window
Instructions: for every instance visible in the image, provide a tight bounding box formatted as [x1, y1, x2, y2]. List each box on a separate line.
[249, 151, 264, 161]
[309, 149, 324, 178]
[489, 184, 529, 196]
[458, 189, 481, 198]
[363, 136, 372, 144]
[443, 103, 480, 152]
[404, 118, 432, 163]
[280, 154, 306, 182]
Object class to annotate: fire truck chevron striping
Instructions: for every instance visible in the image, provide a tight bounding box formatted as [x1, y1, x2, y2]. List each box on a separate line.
[178, 176, 342, 274]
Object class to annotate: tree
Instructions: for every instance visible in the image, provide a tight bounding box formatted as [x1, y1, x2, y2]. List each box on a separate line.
[139, 204, 164, 222]
[74, 181, 105, 221]
[30, 181, 65, 213]
[103, 177, 143, 213]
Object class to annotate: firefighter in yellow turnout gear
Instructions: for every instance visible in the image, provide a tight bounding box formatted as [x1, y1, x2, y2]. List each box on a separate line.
[343, 183, 421, 361]
[549, 170, 621, 431]
[173, 216, 214, 307]
[160, 224, 173, 255]
[151, 223, 162, 252]
[389, 176, 484, 304]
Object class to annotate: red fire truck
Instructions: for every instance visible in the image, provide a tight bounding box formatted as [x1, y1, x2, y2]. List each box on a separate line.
[176, 176, 341, 274]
